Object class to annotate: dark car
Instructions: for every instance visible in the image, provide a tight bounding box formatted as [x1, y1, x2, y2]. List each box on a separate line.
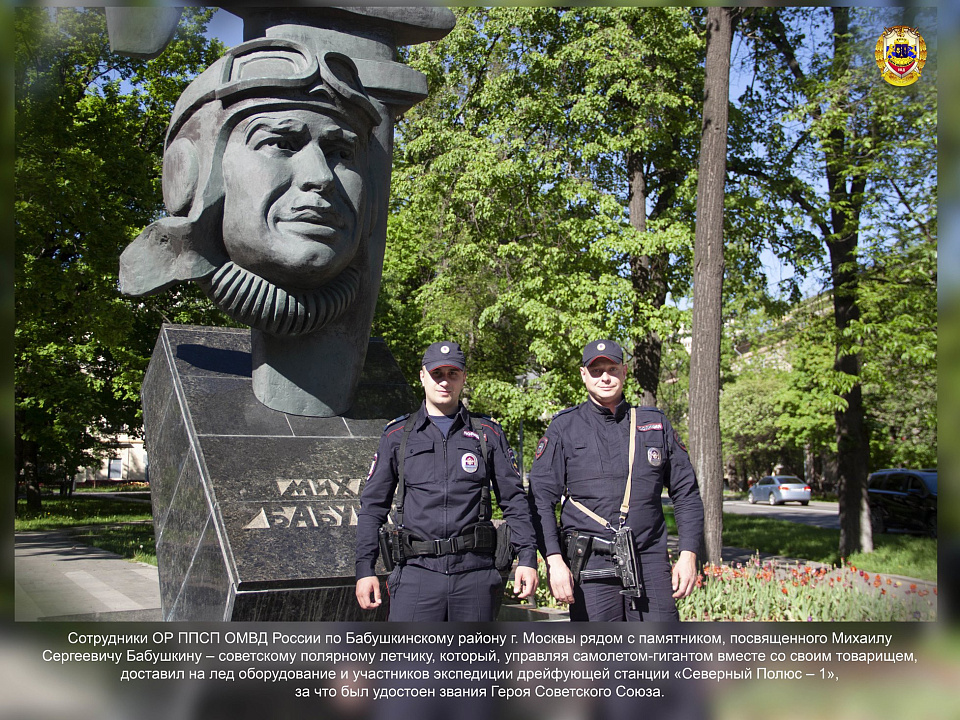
[867, 468, 937, 537]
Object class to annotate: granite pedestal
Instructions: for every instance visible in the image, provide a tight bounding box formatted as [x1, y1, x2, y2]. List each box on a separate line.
[142, 324, 417, 621]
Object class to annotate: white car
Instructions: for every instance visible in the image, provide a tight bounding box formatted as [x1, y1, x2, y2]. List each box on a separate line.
[748, 475, 811, 506]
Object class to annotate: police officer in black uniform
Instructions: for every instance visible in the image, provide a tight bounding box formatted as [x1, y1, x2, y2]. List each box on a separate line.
[528, 340, 704, 621]
[355, 341, 539, 621]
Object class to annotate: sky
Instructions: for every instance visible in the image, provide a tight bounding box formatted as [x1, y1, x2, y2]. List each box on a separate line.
[206, 7, 242, 47]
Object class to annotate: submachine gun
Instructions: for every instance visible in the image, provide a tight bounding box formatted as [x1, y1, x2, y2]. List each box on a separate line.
[561, 406, 644, 599]
[564, 527, 642, 598]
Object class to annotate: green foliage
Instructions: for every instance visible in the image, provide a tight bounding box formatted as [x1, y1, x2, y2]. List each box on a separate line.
[14, 8, 225, 487]
[720, 364, 797, 478]
[377, 8, 708, 463]
[845, 535, 938, 583]
[856, 218, 937, 469]
[73, 524, 157, 566]
[719, 512, 937, 582]
[14, 7, 936, 547]
[721, 512, 845, 566]
[719, 7, 937, 503]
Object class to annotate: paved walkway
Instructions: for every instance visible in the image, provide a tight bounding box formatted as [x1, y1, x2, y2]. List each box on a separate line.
[14, 530, 936, 622]
[15, 530, 163, 621]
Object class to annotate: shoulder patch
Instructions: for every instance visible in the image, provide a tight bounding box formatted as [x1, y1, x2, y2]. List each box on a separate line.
[508, 447, 521, 475]
[535, 436, 549, 459]
[674, 429, 688, 452]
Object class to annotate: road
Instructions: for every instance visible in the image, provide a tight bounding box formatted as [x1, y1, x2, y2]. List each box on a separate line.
[721, 498, 840, 530]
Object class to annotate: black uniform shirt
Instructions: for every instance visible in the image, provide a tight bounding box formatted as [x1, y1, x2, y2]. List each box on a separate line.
[529, 397, 704, 568]
[355, 402, 538, 578]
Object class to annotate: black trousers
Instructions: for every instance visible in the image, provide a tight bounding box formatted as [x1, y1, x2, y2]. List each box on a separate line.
[569, 556, 680, 622]
[386, 564, 503, 622]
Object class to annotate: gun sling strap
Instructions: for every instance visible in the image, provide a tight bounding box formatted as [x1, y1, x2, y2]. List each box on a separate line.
[565, 407, 637, 532]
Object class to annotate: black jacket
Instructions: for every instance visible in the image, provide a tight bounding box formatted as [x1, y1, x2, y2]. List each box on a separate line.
[355, 402, 538, 578]
[528, 398, 704, 569]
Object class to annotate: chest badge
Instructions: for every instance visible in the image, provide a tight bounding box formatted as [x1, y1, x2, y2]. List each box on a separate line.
[647, 447, 663, 467]
[462, 452, 479, 473]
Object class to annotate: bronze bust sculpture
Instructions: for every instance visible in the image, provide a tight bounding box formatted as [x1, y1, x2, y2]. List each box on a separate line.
[114, 8, 455, 416]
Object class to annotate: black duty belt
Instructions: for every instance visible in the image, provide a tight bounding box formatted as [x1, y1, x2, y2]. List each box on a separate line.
[401, 522, 497, 557]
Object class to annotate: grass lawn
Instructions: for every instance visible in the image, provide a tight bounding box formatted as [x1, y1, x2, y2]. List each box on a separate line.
[18, 496, 935, 581]
[665, 508, 936, 582]
[15, 496, 157, 565]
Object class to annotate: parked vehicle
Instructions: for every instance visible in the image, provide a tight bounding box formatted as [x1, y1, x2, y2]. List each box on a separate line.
[867, 468, 937, 537]
[747, 476, 811, 506]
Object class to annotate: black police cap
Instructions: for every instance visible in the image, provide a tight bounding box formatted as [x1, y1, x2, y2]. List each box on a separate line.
[582, 339, 623, 366]
[422, 341, 466, 371]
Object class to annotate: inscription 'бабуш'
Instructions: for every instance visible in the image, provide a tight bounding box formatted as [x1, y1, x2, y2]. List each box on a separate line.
[243, 478, 364, 530]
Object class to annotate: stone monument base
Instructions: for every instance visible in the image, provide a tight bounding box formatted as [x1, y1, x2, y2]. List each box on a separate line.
[142, 324, 417, 621]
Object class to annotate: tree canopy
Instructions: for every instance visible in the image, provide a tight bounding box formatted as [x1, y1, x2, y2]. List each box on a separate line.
[736, 6, 937, 554]
[14, 7, 937, 558]
[14, 7, 225, 507]
[376, 7, 710, 463]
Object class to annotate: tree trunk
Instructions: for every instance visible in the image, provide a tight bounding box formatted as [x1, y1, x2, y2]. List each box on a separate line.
[830, 236, 872, 556]
[827, 7, 872, 558]
[689, 6, 734, 567]
[803, 443, 816, 487]
[626, 151, 666, 406]
[22, 437, 43, 512]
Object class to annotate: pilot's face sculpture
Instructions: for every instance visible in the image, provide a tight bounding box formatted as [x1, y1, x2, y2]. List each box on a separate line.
[118, 42, 382, 318]
[220, 108, 366, 291]
[114, 12, 456, 417]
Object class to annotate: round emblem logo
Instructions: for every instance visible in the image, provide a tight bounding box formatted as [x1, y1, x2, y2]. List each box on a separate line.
[876, 26, 926, 86]
[441, 345, 450, 353]
[647, 447, 662, 468]
[461, 452, 479, 473]
[597, 343, 606, 351]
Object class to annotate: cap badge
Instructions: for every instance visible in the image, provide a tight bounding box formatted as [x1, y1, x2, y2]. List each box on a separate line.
[597, 343, 606, 351]
[441, 345, 450, 353]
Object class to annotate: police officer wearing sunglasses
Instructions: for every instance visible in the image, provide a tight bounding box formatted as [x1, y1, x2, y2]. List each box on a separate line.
[528, 340, 704, 621]
[355, 342, 539, 621]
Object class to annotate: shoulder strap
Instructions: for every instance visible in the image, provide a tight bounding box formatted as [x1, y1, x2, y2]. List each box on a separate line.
[395, 413, 418, 527]
[619, 406, 637, 527]
[566, 407, 636, 532]
[470, 415, 492, 522]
